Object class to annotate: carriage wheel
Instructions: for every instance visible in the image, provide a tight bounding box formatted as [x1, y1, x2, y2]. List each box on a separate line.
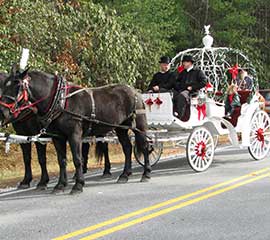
[186, 127, 215, 172]
[248, 110, 270, 160]
[134, 142, 163, 167]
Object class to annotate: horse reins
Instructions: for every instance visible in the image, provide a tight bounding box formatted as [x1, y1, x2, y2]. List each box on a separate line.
[0, 75, 150, 140]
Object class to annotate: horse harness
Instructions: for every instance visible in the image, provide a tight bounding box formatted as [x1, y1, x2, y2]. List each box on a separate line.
[62, 87, 146, 134]
[38, 75, 67, 129]
[0, 74, 147, 136]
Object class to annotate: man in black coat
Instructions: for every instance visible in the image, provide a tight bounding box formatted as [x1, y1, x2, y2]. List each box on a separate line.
[173, 55, 207, 119]
[147, 56, 175, 93]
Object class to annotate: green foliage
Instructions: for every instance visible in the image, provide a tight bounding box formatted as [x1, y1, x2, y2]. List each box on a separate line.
[0, 0, 269, 89]
[0, 0, 148, 86]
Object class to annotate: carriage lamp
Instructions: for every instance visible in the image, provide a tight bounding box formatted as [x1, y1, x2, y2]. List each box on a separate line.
[202, 25, 213, 49]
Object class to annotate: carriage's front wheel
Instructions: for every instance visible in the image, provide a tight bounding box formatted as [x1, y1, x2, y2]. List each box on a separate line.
[134, 142, 163, 167]
[248, 110, 270, 160]
[186, 127, 215, 172]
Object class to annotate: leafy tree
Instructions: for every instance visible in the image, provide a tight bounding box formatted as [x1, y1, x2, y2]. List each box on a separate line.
[0, 0, 147, 86]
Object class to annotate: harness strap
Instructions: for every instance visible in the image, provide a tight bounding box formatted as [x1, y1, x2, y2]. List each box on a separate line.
[65, 88, 85, 99]
[88, 89, 96, 119]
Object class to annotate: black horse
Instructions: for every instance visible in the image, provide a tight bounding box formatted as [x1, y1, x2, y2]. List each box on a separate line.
[0, 72, 112, 189]
[0, 68, 150, 194]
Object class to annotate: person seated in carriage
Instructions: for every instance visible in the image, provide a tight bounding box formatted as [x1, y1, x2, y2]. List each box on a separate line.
[224, 84, 241, 119]
[147, 56, 176, 93]
[235, 69, 253, 90]
[172, 55, 207, 119]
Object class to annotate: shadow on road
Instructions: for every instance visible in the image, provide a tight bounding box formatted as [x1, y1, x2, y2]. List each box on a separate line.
[0, 149, 255, 201]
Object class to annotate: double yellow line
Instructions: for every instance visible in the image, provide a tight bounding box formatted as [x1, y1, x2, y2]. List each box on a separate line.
[53, 167, 270, 240]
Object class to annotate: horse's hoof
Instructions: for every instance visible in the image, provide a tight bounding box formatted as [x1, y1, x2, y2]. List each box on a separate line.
[51, 184, 66, 194]
[70, 183, 83, 195]
[117, 175, 129, 184]
[36, 183, 47, 190]
[17, 182, 30, 189]
[102, 172, 112, 179]
[140, 173, 151, 182]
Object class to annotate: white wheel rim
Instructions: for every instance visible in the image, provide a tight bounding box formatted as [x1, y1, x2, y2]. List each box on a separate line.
[187, 127, 214, 171]
[249, 111, 270, 159]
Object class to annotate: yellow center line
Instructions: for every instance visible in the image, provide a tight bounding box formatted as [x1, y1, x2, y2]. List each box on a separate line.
[81, 172, 270, 240]
[53, 167, 270, 240]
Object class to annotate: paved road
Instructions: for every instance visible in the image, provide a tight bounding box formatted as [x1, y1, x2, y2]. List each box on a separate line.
[1, 147, 270, 240]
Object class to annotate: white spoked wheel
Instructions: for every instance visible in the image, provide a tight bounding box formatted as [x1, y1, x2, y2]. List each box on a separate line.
[186, 127, 215, 172]
[248, 110, 270, 160]
[134, 142, 163, 167]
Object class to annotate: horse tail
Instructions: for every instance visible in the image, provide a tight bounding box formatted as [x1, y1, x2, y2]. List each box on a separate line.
[95, 141, 109, 164]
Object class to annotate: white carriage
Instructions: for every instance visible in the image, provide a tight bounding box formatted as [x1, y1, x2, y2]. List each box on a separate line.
[134, 91, 270, 172]
[134, 26, 270, 172]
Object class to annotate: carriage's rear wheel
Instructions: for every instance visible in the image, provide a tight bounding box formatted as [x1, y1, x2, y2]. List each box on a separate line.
[186, 127, 215, 172]
[248, 110, 270, 160]
[134, 142, 163, 167]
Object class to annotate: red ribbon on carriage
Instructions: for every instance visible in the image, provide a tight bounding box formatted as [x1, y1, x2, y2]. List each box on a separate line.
[196, 103, 206, 120]
[154, 96, 163, 107]
[145, 97, 154, 111]
[205, 82, 213, 92]
[228, 64, 239, 80]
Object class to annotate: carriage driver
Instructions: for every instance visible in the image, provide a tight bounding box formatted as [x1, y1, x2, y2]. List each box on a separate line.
[147, 56, 176, 93]
[173, 55, 207, 118]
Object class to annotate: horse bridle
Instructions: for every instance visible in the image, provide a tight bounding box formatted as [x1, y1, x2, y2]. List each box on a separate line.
[0, 75, 45, 118]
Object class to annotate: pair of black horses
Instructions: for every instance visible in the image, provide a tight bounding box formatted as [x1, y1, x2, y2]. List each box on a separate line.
[0, 66, 150, 194]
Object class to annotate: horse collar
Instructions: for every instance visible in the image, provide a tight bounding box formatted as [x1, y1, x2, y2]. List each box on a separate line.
[38, 75, 68, 128]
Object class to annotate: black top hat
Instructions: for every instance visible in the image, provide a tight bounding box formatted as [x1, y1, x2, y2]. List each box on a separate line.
[182, 55, 194, 63]
[159, 56, 171, 64]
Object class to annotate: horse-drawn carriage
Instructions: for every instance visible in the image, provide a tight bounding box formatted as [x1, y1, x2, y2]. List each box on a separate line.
[0, 26, 269, 193]
[134, 26, 270, 172]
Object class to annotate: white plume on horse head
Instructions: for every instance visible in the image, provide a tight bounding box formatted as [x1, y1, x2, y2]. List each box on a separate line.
[19, 48, 30, 70]
[204, 25, 211, 35]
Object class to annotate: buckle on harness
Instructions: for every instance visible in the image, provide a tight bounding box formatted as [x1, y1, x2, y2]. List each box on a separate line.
[40, 128, 47, 135]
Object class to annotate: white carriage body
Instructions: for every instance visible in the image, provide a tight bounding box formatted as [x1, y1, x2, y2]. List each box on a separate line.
[142, 92, 264, 149]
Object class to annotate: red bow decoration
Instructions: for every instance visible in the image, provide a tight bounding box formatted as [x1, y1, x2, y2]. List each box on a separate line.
[145, 97, 154, 111]
[196, 103, 206, 120]
[177, 65, 185, 73]
[205, 82, 213, 91]
[228, 64, 239, 80]
[154, 97, 163, 106]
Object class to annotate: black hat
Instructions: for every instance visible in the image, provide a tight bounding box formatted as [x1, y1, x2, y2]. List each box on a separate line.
[182, 55, 194, 63]
[159, 56, 171, 64]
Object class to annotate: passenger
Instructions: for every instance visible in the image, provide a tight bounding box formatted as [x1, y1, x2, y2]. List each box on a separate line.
[236, 69, 253, 90]
[147, 56, 175, 93]
[224, 84, 241, 119]
[172, 55, 207, 118]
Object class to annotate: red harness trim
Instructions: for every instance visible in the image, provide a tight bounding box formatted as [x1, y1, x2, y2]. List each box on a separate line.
[0, 75, 83, 120]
